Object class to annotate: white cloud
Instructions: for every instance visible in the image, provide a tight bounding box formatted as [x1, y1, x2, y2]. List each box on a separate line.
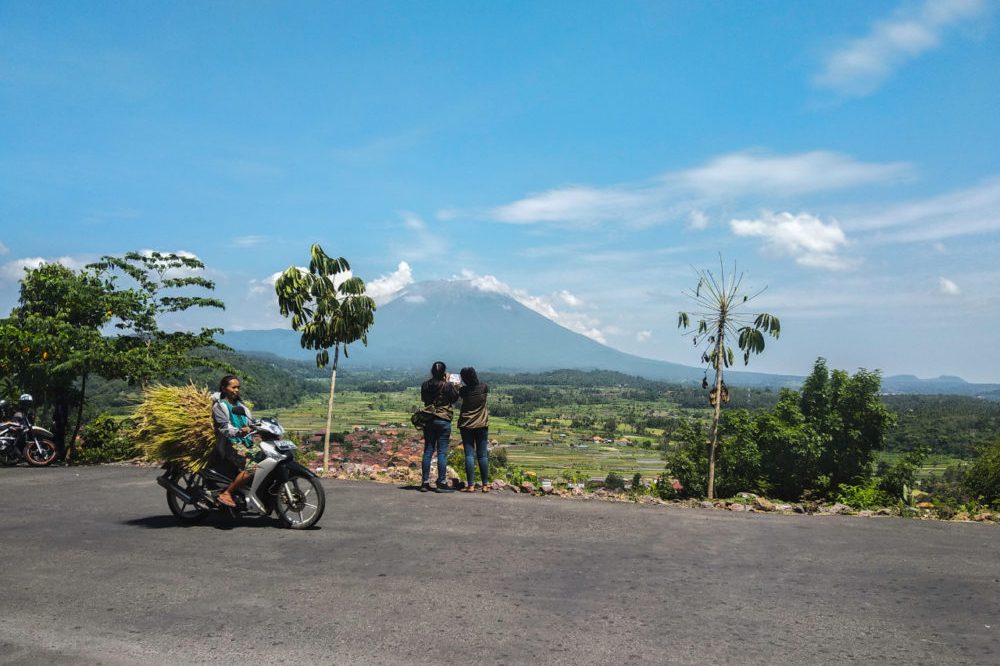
[848, 177, 1000, 243]
[366, 261, 414, 305]
[395, 211, 447, 258]
[674, 150, 913, 196]
[558, 290, 583, 307]
[636, 330, 653, 342]
[248, 271, 284, 296]
[687, 210, 709, 230]
[230, 235, 268, 247]
[473, 151, 910, 228]
[731, 211, 856, 270]
[939, 277, 961, 295]
[0, 242, 9, 256]
[460, 270, 607, 344]
[403, 293, 426, 304]
[815, 0, 992, 96]
[0, 256, 88, 281]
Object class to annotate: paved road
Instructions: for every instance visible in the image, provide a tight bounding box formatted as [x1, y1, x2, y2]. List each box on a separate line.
[0, 466, 998, 665]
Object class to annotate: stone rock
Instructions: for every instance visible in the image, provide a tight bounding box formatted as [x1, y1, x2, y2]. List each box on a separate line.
[728, 503, 746, 512]
[519, 481, 536, 494]
[490, 479, 507, 490]
[571, 487, 584, 497]
[699, 501, 714, 509]
[917, 501, 935, 509]
[754, 496, 775, 512]
[858, 510, 874, 517]
[954, 511, 971, 521]
[774, 504, 794, 512]
[828, 503, 853, 515]
[973, 513, 993, 522]
[792, 504, 807, 514]
[543, 485, 556, 494]
[876, 507, 893, 516]
[737, 492, 758, 500]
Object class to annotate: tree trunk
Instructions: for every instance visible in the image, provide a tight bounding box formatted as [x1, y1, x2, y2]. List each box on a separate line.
[707, 331, 725, 499]
[322, 345, 340, 475]
[67, 372, 87, 462]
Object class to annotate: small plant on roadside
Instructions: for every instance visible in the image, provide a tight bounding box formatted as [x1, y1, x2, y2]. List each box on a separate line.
[74, 413, 137, 464]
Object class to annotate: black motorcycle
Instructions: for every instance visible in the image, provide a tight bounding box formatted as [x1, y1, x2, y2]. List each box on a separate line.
[0, 396, 59, 467]
[156, 407, 325, 529]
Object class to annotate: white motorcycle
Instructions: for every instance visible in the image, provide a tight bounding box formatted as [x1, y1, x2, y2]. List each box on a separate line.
[157, 408, 325, 529]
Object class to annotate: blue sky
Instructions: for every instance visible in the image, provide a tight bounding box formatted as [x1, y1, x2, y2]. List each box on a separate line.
[2, 0, 999, 381]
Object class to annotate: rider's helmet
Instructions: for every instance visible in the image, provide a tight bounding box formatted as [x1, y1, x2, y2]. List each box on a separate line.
[18, 394, 33, 412]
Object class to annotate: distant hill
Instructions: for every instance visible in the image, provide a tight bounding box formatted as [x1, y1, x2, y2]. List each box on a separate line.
[221, 280, 1000, 397]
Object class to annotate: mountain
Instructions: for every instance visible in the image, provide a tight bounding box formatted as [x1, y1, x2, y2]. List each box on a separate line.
[222, 280, 1000, 396]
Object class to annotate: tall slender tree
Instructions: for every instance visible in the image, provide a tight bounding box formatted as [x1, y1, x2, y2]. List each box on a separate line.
[677, 260, 781, 499]
[275, 244, 375, 474]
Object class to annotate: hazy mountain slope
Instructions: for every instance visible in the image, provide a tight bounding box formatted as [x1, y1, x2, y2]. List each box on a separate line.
[221, 280, 999, 396]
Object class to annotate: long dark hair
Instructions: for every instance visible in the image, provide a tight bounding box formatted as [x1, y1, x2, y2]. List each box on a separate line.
[430, 361, 447, 381]
[218, 374, 240, 395]
[460, 367, 479, 387]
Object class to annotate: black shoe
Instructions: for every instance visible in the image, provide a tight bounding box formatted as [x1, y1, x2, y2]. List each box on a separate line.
[433, 483, 454, 493]
[419, 483, 431, 492]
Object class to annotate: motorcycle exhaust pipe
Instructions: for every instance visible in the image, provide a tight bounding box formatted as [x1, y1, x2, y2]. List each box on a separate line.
[157, 474, 194, 503]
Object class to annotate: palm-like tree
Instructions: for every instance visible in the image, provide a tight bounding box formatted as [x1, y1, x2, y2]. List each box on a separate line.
[677, 261, 780, 499]
[275, 244, 376, 474]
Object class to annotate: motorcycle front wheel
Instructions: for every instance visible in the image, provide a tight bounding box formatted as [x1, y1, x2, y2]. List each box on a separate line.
[23, 438, 58, 466]
[274, 473, 325, 529]
[166, 471, 210, 522]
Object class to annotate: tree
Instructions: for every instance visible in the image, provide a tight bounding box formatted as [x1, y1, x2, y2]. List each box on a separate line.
[88, 251, 226, 385]
[274, 244, 376, 474]
[677, 260, 780, 499]
[963, 436, 1000, 505]
[0, 263, 117, 456]
[0, 252, 227, 459]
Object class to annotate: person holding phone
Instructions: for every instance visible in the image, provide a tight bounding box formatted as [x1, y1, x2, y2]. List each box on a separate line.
[419, 361, 460, 492]
[458, 366, 490, 492]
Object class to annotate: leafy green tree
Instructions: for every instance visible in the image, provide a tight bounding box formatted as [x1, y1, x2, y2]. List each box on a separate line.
[88, 251, 226, 385]
[677, 261, 781, 499]
[275, 244, 376, 474]
[962, 436, 1000, 504]
[0, 263, 116, 454]
[0, 253, 227, 459]
[751, 391, 824, 500]
[821, 367, 895, 489]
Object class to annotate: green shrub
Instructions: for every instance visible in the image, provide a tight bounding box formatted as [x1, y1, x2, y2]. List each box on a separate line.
[75, 413, 138, 464]
[605, 471, 625, 491]
[835, 481, 890, 510]
[963, 437, 1000, 504]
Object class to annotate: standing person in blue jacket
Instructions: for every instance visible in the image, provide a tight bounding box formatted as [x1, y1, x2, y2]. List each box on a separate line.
[458, 366, 491, 492]
[420, 361, 460, 493]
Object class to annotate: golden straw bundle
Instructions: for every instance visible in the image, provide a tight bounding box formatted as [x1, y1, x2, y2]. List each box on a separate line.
[133, 383, 216, 472]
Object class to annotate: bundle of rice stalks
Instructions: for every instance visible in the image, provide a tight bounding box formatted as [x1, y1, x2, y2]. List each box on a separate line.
[133, 383, 216, 472]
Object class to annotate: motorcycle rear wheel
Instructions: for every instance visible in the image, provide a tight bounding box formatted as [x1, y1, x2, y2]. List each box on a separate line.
[166, 471, 210, 522]
[274, 473, 325, 529]
[23, 438, 58, 466]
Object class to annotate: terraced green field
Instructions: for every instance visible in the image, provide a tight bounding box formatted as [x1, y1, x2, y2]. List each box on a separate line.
[256, 386, 678, 480]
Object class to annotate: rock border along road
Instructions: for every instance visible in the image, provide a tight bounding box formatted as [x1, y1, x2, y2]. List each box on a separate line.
[0, 466, 997, 665]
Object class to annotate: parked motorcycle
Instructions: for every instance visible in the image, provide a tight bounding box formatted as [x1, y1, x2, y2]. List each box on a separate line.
[156, 407, 325, 529]
[0, 395, 59, 467]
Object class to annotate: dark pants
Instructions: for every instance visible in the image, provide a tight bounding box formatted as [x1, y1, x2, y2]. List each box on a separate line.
[460, 427, 489, 486]
[422, 418, 451, 486]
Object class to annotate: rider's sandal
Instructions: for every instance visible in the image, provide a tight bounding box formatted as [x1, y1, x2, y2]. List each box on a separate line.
[217, 493, 236, 508]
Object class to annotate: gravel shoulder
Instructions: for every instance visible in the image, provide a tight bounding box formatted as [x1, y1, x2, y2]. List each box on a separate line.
[1, 466, 998, 665]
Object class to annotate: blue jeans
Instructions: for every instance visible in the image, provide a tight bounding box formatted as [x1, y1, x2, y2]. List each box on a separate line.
[422, 418, 451, 485]
[460, 427, 489, 486]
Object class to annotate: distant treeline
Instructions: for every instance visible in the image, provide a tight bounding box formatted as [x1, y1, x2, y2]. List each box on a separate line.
[881, 394, 1000, 458]
[86, 350, 327, 416]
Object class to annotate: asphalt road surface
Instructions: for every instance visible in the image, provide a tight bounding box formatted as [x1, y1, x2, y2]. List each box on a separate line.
[1, 466, 998, 665]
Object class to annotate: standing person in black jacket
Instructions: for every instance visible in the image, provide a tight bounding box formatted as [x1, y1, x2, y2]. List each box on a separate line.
[420, 361, 460, 493]
[458, 366, 490, 492]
